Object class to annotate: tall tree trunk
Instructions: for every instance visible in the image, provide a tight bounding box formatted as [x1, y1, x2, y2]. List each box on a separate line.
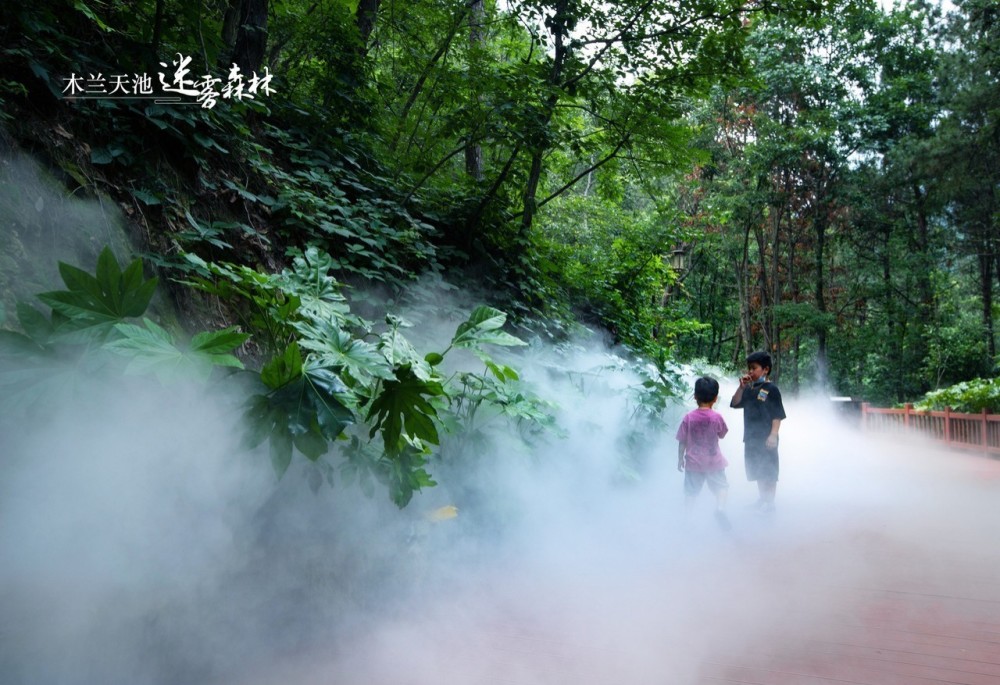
[814, 207, 828, 388]
[356, 0, 380, 51]
[520, 150, 546, 236]
[986, 192, 998, 359]
[232, 0, 269, 76]
[912, 183, 934, 312]
[881, 230, 906, 402]
[994, 245, 1000, 359]
[979, 249, 996, 359]
[767, 193, 785, 378]
[518, 0, 568, 238]
[465, 0, 484, 181]
[752, 221, 771, 351]
[786, 203, 798, 393]
[151, 0, 165, 55]
[466, 144, 522, 249]
[910, 181, 934, 372]
[219, 0, 240, 68]
[390, 9, 470, 155]
[734, 220, 753, 362]
[792, 336, 800, 391]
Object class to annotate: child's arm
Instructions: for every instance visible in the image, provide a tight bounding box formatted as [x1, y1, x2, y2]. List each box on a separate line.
[730, 374, 751, 407]
[677, 440, 686, 472]
[766, 419, 781, 448]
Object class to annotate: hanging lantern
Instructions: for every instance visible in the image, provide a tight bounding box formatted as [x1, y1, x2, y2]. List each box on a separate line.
[669, 245, 689, 272]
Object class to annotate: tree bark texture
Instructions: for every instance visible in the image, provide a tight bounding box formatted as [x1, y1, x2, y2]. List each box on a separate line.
[232, 0, 269, 76]
[356, 0, 380, 50]
[465, 0, 485, 181]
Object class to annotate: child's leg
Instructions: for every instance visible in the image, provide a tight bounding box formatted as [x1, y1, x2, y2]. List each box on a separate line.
[708, 474, 732, 531]
[709, 470, 729, 511]
[683, 471, 703, 509]
[760, 480, 776, 503]
[714, 486, 728, 512]
[707, 471, 729, 516]
[754, 480, 776, 513]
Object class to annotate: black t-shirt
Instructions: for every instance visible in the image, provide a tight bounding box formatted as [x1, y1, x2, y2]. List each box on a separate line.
[734, 380, 786, 443]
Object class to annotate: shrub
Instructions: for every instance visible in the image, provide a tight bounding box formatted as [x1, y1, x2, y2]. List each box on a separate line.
[913, 377, 1000, 414]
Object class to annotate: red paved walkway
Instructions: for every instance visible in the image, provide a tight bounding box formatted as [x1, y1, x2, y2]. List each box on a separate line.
[696, 439, 1000, 685]
[251, 426, 1000, 685]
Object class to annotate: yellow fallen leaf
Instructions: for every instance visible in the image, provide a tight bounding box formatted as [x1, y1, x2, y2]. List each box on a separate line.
[425, 505, 458, 522]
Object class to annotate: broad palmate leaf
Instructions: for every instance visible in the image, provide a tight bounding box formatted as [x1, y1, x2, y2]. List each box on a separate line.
[366, 366, 444, 455]
[38, 247, 157, 343]
[105, 319, 247, 381]
[450, 306, 526, 350]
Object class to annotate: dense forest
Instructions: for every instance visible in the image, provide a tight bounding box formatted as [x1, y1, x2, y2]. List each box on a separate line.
[1, 0, 998, 500]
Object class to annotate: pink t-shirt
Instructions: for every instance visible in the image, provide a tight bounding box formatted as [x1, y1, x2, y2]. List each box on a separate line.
[675, 408, 729, 472]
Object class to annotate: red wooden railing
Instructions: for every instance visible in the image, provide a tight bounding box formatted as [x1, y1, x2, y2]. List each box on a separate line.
[861, 403, 1000, 456]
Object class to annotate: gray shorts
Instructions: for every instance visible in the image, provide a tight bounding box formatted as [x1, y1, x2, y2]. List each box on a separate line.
[684, 469, 729, 497]
[744, 441, 779, 483]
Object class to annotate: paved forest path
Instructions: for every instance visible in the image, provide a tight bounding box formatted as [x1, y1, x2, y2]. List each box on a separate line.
[254, 422, 1000, 685]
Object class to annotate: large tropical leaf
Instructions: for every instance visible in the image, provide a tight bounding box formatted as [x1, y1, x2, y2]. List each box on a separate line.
[37, 247, 157, 343]
[104, 319, 187, 380]
[247, 350, 355, 478]
[366, 365, 444, 455]
[377, 316, 435, 381]
[260, 342, 304, 390]
[385, 445, 437, 508]
[189, 328, 250, 367]
[450, 306, 527, 349]
[104, 320, 247, 382]
[293, 317, 394, 383]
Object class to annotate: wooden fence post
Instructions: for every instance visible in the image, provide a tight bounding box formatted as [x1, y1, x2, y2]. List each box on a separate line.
[904, 403, 912, 430]
[983, 408, 989, 453]
[944, 406, 951, 445]
[861, 402, 870, 432]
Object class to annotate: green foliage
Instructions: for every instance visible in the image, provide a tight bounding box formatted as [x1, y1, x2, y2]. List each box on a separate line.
[566, 348, 688, 482]
[104, 319, 248, 382]
[448, 305, 528, 352]
[367, 365, 444, 454]
[185, 247, 552, 505]
[7, 0, 998, 419]
[269, 0, 371, 125]
[772, 302, 837, 338]
[914, 378, 1000, 414]
[537, 185, 697, 356]
[629, 357, 687, 426]
[246, 346, 355, 479]
[232, 127, 443, 288]
[0, 248, 246, 415]
[925, 290, 993, 387]
[0, 246, 557, 507]
[37, 247, 158, 344]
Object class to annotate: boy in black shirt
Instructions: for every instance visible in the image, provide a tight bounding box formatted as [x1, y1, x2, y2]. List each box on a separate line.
[730, 351, 786, 513]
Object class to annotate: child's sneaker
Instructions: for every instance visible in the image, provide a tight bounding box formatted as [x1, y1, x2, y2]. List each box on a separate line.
[714, 510, 732, 531]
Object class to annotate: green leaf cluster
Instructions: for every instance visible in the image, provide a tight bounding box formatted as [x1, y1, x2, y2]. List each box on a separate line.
[914, 378, 1000, 414]
[186, 246, 548, 506]
[0, 247, 247, 411]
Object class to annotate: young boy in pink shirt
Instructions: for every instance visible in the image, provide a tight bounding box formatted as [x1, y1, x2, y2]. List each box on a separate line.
[676, 376, 731, 530]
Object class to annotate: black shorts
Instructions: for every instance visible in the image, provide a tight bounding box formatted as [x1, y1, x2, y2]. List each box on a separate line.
[744, 440, 779, 482]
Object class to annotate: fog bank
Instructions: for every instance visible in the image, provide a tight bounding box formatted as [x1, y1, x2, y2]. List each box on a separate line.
[4, 340, 993, 685]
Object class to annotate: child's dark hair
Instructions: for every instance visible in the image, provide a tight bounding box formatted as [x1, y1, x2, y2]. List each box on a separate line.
[746, 350, 772, 373]
[694, 376, 719, 404]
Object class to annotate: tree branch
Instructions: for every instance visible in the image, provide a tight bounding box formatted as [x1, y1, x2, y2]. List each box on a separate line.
[536, 133, 632, 210]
